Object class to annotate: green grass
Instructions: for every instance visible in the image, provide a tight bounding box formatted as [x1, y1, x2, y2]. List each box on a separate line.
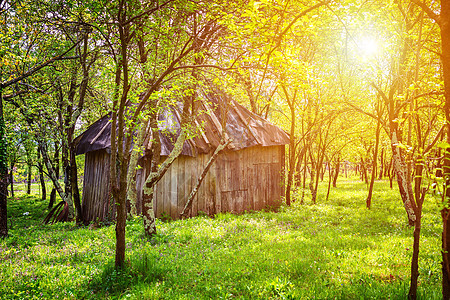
[0, 178, 442, 299]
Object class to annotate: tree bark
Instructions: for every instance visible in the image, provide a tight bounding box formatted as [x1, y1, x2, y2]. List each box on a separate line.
[367, 121, 381, 209]
[9, 161, 14, 198]
[309, 152, 317, 204]
[284, 86, 297, 206]
[37, 150, 46, 201]
[126, 119, 149, 217]
[408, 160, 425, 300]
[0, 88, 8, 238]
[37, 140, 69, 205]
[70, 148, 82, 224]
[332, 158, 340, 188]
[143, 131, 186, 236]
[391, 130, 417, 225]
[26, 151, 32, 194]
[326, 160, 332, 201]
[439, 2, 450, 297]
[49, 141, 59, 209]
[379, 147, 384, 180]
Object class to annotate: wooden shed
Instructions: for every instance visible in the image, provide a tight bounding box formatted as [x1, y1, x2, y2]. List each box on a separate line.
[75, 91, 289, 224]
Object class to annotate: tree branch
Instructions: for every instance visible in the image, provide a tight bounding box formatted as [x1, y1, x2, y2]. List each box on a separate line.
[410, 0, 441, 26]
[1, 39, 82, 89]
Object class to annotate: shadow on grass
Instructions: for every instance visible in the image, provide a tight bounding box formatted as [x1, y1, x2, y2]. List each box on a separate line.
[88, 251, 169, 298]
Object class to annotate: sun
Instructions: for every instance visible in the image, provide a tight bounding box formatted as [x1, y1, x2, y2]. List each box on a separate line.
[358, 37, 379, 57]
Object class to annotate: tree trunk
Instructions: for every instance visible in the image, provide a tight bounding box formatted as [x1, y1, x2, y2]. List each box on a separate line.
[408, 160, 425, 300]
[439, 2, 450, 297]
[70, 148, 82, 224]
[391, 130, 417, 225]
[309, 153, 317, 204]
[9, 161, 14, 198]
[326, 161, 332, 201]
[312, 152, 325, 204]
[284, 88, 296, 207]
[367, 121, 381, 209]
[37, 139, 70, 211]
[26, 160, 32, 194]
[360, 158, 368, 184]
[379, 147, 384, 180]
[126, 120, 149, 217]
[49, 141, 59, 209]
[0, 89, 8, 238]
[332, 159, 340, 188]
[37, 150, 46, 201]
[301, 148, 308, 204]
[143, 131, 186, 236]
[294, 152, 303, 188]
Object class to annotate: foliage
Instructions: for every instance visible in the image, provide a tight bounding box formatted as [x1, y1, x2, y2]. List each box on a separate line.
[0, 179, 441, 299]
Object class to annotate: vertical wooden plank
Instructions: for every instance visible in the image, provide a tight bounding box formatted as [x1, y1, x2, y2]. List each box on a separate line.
[231, 151, 239, 213]
[81, 152, 89, 221]
[205, 162, 212, 216]
[195, 154, 204, 216]
[184, 155, 192, 217]
[155, 170, 163, 218]
[160, 160, 168, 218]
[208, 156, 217, 216]
[189, 155, 197, 217]
[215, 154, 223, 213]
[177, 156, 186, 219]
[94, 153, 101, 220]
[280, 145, 286, 198]
[169, 159, 178, 220]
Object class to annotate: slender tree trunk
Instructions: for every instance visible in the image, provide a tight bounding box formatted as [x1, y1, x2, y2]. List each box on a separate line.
[360, 158, 368, 184]
[367, 121, 381, 209]
[284, 88, 296, 207]
[49, 141, 59, 209]
[37, 140, 68, 204]
[127, 119, 149, 217]
[379, 147, 384, 180]
[9, 161, 14, 198]
[143, 131, 186, 236]
[26, 160, 32, 194]
[61, 132, 74, 219]
[332, 158, 340, 188]
[326, 161, 332, 201]
[301, 148, 308, 204]
[294, 152, 303, 188]
[0, 88, 8, 238]
[408, 160, 425, 300]
[312, 152, 325, 204]
[390, 130, 417, 225]
[70, 149, 81, 224]
[142, 112, 161, 237]
[309, 153, 317, 204]
[37, 150, 46, 201]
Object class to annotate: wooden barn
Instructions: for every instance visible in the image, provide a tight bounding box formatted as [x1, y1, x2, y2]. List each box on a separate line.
[74, 91, 289, 224]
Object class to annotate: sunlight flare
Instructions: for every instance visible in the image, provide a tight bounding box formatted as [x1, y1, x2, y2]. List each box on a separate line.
[358, 36, 379, 57]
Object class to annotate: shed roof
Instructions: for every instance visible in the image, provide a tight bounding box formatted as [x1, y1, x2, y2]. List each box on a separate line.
[74, 90, 289, 156]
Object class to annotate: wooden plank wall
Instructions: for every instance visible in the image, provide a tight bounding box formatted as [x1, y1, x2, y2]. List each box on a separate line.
[81, 145, 285, 223]
[137, 145, 285, 220]
[81, 150, 112, 224]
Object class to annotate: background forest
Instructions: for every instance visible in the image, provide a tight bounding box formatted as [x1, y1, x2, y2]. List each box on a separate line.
[0, 0, 449, 299]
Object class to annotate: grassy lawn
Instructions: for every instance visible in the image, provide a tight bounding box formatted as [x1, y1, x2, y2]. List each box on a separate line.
[0, 178, 442, 299]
